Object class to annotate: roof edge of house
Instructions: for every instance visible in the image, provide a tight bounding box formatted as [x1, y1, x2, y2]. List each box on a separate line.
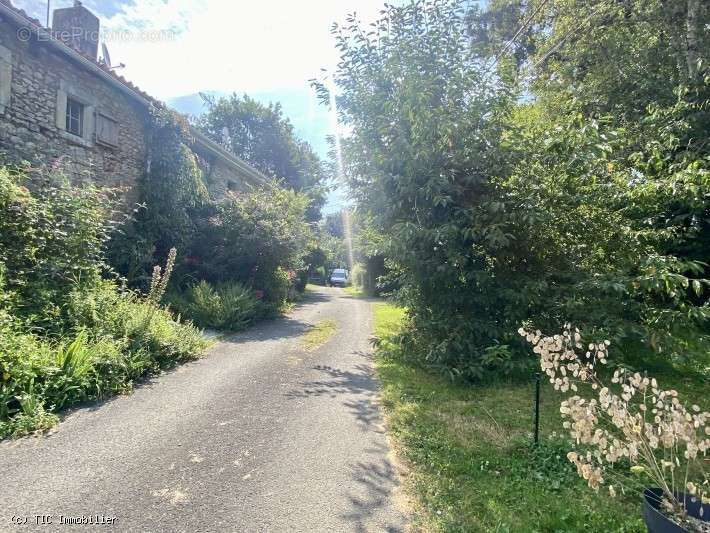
[0, 1, 269, 188]
[191, 130, 268, 187]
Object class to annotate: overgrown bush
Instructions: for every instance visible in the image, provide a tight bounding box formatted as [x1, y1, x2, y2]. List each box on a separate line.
[260, 267, 294, 308]
[324, 0, 710, 380]
[168, 281, 261, 331]
[0, 166, 117, 331]
[66, 279, 206, 370]
[174, 185, 310, 316]
[107, 108, 314, 313]
[186, 186, 311, 286]
[0, 165, 207, 438]
[294, 269, 309, 293]
[0, 290, 206, 439]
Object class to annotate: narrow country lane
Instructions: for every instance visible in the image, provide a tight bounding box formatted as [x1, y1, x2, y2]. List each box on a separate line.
[0, 287, 407, 533]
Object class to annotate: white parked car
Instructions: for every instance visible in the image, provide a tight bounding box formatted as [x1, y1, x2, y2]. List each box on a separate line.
[329, 269, 349, 287]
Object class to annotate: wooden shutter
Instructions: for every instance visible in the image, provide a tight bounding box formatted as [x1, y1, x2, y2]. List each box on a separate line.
[96, 112, 119, 147]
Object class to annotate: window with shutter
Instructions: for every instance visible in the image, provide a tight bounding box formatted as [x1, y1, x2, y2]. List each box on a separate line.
[65, 97, 84, 136]
[96, 112, 119, 147]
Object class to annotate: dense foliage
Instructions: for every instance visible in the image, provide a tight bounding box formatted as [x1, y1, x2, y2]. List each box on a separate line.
[469, 0, 709, 118]
[322, 0, 710, 379]
[200, 93, 328, 220]
[168, 281, 262, 331]
[110, 107, 208, 285]
[188, 187, 310, 285]
[182, 185, 311, 308]
[109, 107, 314, 325]
[0, 166, 206, 437]
[0, 167, 117, 330]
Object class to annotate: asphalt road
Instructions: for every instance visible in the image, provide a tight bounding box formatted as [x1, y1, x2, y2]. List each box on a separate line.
[0, 287, 407, 533]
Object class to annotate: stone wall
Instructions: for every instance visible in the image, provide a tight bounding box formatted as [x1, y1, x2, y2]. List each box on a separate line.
[197, 151, 254, 198]
[0, 20, 148, 199]
[0, 17, 261, 207]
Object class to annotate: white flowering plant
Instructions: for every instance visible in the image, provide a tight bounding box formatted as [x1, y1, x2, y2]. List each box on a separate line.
[519, 324, 709, 530]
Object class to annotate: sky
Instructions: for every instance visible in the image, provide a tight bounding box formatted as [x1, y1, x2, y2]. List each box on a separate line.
[14, 0, 401, 212]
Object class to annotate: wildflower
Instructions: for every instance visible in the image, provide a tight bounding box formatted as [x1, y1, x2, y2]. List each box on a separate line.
[519, 324, 710, 518]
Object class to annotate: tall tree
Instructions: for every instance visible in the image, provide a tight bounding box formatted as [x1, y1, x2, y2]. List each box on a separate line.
[199, 94, 328, 220]
[323, 0, 709, 379]
[471, 0, 710, 118]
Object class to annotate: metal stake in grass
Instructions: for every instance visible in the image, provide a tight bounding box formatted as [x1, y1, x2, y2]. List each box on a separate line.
[533, 372, 541, 446]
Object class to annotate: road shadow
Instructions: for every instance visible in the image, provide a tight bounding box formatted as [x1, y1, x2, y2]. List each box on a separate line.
[285, 363, 376, 399]
[353, 349, 375, 362]
[216, 314, 313, 345]
[285, 361, 387, 432]
[341, 446, 405, 532]
[293, 288, 331, 307]
[285, 359, 406, 530]
[340, 293, 383, 304]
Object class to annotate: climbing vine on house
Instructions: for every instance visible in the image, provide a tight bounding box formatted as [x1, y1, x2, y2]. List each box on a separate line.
[109, 106, 209, 285]
[108, 104, 314, 330]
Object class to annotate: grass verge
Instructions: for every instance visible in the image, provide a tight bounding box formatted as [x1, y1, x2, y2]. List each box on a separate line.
[344, 285, 367, 298]
[371, 302, 708, 532]
[302, 320, 337, 351]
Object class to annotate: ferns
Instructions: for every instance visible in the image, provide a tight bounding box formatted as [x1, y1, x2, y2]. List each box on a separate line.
[169, 281, 261, 331]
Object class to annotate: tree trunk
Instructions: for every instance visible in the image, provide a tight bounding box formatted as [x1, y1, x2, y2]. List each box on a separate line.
[658, 0, 686, 78]
[686, 0, 700, 79]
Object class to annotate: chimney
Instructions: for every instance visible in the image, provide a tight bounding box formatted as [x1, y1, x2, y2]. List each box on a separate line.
[52, 1, 100, 60]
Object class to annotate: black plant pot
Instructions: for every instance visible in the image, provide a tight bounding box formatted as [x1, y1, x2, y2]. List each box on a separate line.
[643, 488, 709, 533]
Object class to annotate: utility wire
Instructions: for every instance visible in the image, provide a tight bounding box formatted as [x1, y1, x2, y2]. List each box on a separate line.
[530, 0, 611, 72]
[480, 0, 551, 79]
[492, 0, 551, 65]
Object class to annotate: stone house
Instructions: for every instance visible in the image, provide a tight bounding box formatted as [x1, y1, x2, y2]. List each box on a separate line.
[0, 0, 266, 201]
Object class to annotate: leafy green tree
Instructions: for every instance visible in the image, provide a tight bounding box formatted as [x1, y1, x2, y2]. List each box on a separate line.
[470, 0, 709, 118]
[500, 100, 710, 356]
[186, 185, 312, 298]
[200, 94, 328, 220]
[323, 211, 345, 238]
[323, 0, 709, 379]
[530, 0, 708, 118]
[467, 0, 537, 71]
[316, 0, 519, 378]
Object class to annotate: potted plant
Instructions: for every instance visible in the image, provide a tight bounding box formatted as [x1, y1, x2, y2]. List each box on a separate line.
[519, 325, 709, 532]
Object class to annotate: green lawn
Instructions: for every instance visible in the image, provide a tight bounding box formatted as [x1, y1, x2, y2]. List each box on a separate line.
[371, 302, 708, 533]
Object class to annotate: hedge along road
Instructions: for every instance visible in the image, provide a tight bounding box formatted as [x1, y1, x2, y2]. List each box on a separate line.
[0, 286, 407, 532]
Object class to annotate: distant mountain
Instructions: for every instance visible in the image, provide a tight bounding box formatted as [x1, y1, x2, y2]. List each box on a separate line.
[167, 92, 221, 117]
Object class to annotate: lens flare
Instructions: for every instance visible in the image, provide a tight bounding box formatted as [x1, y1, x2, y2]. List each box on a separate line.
[327, 78, 345, 182]
[342, 209, 355, 271]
